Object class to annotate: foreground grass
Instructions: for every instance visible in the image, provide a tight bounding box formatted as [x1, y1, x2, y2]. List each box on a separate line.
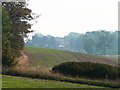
[3, 67, 120, 88]
[2, 75, 100, 88]
[24, 47, 117, 68]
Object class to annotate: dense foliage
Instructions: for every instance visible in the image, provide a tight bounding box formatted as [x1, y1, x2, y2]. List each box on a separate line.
[2, 7, 15, 66]
[26, 31, 119, 55]
[2, 2, 33, 67]
[52, 62, 120, 80]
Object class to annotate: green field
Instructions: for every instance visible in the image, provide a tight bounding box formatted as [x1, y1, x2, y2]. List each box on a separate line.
[24, 47, 118, 68]
[2, 75, 101, 88]
[3, 47, 119, 88]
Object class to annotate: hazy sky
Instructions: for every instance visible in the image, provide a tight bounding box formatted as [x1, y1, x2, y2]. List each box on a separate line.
[28, 0, 119, 37]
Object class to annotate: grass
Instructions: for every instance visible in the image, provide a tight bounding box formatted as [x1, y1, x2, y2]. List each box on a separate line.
[2, 47, 119, 88]
[3, 67, 120, 88]
[24, 46, 118, 68]
[2, 75, 101, 88]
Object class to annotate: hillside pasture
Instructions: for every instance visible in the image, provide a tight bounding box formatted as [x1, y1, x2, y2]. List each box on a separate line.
[24, 47, 118, 68]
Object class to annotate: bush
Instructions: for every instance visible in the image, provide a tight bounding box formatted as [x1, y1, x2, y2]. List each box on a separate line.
[52, 62, 120, 80]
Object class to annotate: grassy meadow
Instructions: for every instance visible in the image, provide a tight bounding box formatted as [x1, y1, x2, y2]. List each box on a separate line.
[2, 75, 101, 88]
[24, 46, 118, 68]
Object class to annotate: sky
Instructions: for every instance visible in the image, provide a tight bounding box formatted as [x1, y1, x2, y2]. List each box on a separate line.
[28, 0, 119, 37]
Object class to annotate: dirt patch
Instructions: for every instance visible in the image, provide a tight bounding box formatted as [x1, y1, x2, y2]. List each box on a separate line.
[17, 52, 29, 67]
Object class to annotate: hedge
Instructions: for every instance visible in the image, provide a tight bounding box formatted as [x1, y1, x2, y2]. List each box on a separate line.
[52, 62, 120, 80]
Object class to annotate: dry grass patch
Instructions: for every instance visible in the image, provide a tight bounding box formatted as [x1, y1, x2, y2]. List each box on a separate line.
[2, 66, 120, 88]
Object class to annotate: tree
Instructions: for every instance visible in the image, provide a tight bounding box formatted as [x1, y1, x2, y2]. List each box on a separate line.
[96, 31, 113, 55]
[2, 7, 16, 66]
[82, 37, 96, 54]
[2, 2, 34, 67]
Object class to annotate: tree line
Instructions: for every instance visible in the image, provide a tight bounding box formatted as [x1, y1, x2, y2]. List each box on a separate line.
[26, 31, 119, 55]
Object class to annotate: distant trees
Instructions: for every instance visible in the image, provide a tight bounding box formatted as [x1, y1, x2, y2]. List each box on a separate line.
[118, 31, 120, 55]
[83, 38, 96, 54]
[82, 31, 117, 55]
[2, 2, 34, 67]
[26, 31, 118, 55]
[27, 35, 58, 49]
[96, 31, 113, 55]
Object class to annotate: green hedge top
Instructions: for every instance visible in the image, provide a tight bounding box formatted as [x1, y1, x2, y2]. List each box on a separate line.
[52, 62, 120, 80]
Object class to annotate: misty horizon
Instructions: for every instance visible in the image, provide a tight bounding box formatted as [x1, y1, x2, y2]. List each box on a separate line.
[30, 29, 118, 38]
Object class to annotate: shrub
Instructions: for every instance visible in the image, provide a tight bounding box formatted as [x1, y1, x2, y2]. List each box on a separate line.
[52, 62, 120, 80]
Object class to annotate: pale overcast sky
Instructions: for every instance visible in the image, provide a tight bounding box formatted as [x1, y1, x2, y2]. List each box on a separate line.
[28, 0, 119, 37]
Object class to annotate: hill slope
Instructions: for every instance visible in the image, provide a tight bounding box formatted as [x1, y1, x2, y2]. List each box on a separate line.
[24, 47, 118, 68]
